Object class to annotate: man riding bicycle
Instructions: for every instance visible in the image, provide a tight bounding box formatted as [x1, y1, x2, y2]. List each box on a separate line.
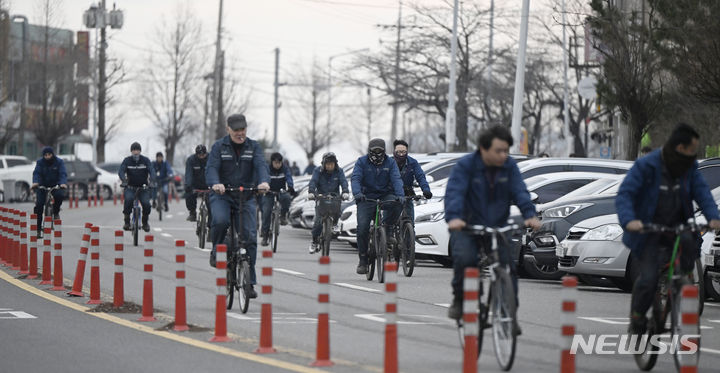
[152, 152, 174, 211]
[119, 142, 156, 232]
[352, 138, 404, 275]
[260, 152, 295, 246]
[444, 126, 540, 327]
[616, 123, 720, 335]
[392, 139, 432, 222]
[32, 146, 68, 230]
[185, 144, 209, 222]
[307, 152, 349, 254]
[206, 113, 270, 299]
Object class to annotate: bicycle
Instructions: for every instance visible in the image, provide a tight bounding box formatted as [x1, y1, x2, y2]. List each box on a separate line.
[364, 198, 402, 283]
[195, 189, 212, 249]
[220, 186, 260, 314]
[314, 193, 342, 257]
[265, 190, 286, 253]
[34, 185, 62, 235]
[155, 184, 166, 221]
[389, 195, 423, 277]
[124, 184, 149, 247]
[456, 223, 525, 371]
[633, 222, 709, 372]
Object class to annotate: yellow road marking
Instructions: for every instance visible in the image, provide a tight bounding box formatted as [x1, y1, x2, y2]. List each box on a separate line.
[0, 269, 329, 373]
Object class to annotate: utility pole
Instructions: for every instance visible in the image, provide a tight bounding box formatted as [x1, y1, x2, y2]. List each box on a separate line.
[10, 15, 27, 155]
[217, 50, 225, 135]
[273, 48, 280, 151]
[562, 0, 572, 156]
[444, 0, 459, 152]
[212, 0, 224, 139]
[510, 0, 531, 154]
[390, 0, 402, 144]
[485, 0, 494, 128]
[366, 87, 372, 143]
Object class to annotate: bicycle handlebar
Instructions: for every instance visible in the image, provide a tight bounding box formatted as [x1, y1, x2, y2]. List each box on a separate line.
[464, 224, 525, 236]
[222, 186, 261, 193]
[34, 185, 62, 191]
[122, 184, 149, 190]
[193, 189, 212, 194]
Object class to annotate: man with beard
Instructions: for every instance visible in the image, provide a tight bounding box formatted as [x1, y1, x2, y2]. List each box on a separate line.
[616, 123, 720, 334]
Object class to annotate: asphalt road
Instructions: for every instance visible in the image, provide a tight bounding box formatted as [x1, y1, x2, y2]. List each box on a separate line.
[2, 200, 720, 373]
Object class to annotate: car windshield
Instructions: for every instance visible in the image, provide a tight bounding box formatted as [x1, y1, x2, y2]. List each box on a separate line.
[556, 177, 622, 201]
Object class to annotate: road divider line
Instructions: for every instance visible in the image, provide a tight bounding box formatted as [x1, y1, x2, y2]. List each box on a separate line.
[161, 233, 173, 238]
[0, 269, 338, 373]
[334, 283, 380, 293]
[275, 268, 305, 276]
[700, 347, 720, 355]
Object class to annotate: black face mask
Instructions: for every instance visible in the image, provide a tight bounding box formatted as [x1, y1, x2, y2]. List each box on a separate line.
[663, 144, 697, 178]
[132, 154, 140, 162]
[45, 155, 54, 164]
[394, 152, 408, 165]
[368, 149, 385, 165]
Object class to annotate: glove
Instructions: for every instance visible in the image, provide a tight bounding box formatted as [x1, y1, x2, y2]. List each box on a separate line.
[341, 193, 349, 201]
[288, 187, 296, 197]
[308, 193, 316, 200]
[423, 190, 433, 199]
[120, 182, 128, 188]
[355, 193, 366, 202]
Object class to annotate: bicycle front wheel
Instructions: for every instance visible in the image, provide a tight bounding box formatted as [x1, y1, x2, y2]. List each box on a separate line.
[491, 269, 517, 371]
[366, 227, 376, 281]
[400, 222, 416, 277]
[132, 207, 140, 246]
[226, 258, 236, 310]
[321, 217, 332, 256]
[238, 259, 251, 313]
[376, 226, 387, 283]
[271, 212, 280, 253]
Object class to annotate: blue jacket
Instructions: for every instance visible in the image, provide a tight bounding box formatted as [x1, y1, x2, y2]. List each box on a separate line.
[119, 155, 156, 187]
[151, 160, 174, 184]
[308, 166, 349, 195]
[351, 155, 404, 199]
[206, 136, 269, 188]
[268, 164, 294, 192]
[185, 154, 207, 189]
[396, 155, 430, 194]
[32, 157, 67, 187]
[444, 152, 536, 226]
[616, 149, 719, 253]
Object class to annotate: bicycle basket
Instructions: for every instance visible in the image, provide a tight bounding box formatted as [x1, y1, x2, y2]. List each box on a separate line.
[316, 198, 341, 218]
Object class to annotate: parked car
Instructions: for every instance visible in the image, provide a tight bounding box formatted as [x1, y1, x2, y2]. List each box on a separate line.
[0, 155, 35, 202]
[95, 166, 121, 200]
[97, 162, 122, 174]
[62, 159, 100, 200]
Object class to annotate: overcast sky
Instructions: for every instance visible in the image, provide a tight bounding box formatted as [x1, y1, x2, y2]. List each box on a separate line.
[6, 0, 557, 168]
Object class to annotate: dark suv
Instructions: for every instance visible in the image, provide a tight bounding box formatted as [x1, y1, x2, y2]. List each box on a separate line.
[65, 160, 100, 200]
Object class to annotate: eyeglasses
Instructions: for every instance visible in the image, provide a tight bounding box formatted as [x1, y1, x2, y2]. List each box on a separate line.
[395, 150, 408, 155]
[370, 148, 385, 155]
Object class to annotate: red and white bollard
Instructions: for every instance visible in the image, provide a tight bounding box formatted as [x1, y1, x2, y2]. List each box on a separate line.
[462, 267, 479, 373]
[561, 275, 578, 373]
[28, 215, 39, 279]
[68, 224, 92, 297]
[384, 262, 399, 373]
[0, 207, 7, 266]
[87, 226, 102, 305]
[39, 216, 53, 285]
[311, 255, 333, 366]
[210, 244, 231, 342]
[256, 247, 276, 354]
[11, 210, 20, 270]
[113, 230, 124, 307]
[50, 219, 65, 291]
[174, 240, 189, 331]
[680, 285, 700, 373]
[19, 212, 28, 274]
[138, 235, 156, 322]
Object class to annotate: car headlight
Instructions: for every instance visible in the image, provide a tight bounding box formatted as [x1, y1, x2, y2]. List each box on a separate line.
[415, 211, 445, 223]
[580, 224, 623, 241]
[543, 203, 592, 219]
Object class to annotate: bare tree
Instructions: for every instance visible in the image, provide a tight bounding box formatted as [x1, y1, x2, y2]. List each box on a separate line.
[286, 60, 331, 162]
[0, 7, 18, 152]
[139, 4, 203, 165]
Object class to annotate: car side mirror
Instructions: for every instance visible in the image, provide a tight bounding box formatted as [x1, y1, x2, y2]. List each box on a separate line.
[530, 192, 539, 203]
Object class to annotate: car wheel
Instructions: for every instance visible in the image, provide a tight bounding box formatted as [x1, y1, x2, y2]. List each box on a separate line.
[0, 190, 4, 203]
[613, 256, 640, 293]
[102, 185, 113, 200]
[522, 258, 565, 280]
[704, 270, 720, 301]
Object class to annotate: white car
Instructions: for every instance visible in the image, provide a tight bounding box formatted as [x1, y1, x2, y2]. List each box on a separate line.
[95, 166, 121, 200]
[0, 155, 35, 202]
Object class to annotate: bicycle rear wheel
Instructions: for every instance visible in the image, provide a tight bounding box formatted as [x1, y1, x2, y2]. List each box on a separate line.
[132, 207, 140, 246]
[321, 217, 332, 256]
[491, 269, 517, 371]
[198, 207, 207, 249]
[376, 226, 387, 283]
[634, 281, 666, 371]
[400, 222, 416, 277]
[226, 257, 235, 310]
[366, 227, 376, 281]
[238, 258, 251, 313]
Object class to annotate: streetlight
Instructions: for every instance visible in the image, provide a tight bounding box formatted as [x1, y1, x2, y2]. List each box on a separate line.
[327, 48, 369, 132]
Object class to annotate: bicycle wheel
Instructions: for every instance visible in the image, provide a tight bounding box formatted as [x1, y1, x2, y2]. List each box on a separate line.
[634, 280, 666, 371]
[238, 259, 251, 313]
[157, 193, 163, 221]
[366, 227, 376, 281]
[672, 284, 701, 371]
[400, 222, 416, 277]
[691, 259, 705, 316]
[478, 275, 491, 360]
[376, 226, 388, 283]
[132, 207, 140, 247]
[226, 256, 235, 310]
[271, 211, 280, 253]
[321, 217, 332, 256]
[491, 269, 517, 371]
[198, 207, 207, 249]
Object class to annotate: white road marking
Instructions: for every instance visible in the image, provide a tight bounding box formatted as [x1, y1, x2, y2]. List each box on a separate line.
[581, 316, 713, 330]
[355, 314, 453, 325]
[227, 312, 333, 324]
[334, 283, 380, 293]
[705, 303, 720, 308]
[701, 347, 720, 355]
[434, 303, 450, 308]
[0, 311, 37, 319]
[161, 233, 173, 238]
[195, 247, 212, 252]
[708, 320, 720, 324]
[153, 228, 163, 232]
[166, 214, 174, 218]
[274, 268, 305, 276]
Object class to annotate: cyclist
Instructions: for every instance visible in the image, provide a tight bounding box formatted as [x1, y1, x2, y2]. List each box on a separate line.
[616, 123, 720, 335]
[307, 152, 349, 254]
[206, 113, 270, 299]
[260, 152, 296, 246]
[185, 145, 209, 222]
[119, 142, 156, 232]
[32, 146, 68, 230]
[392, 139, 432, 222]
[351, 138, 404, 275]
[151, 152, 174, 211]
[444, 126, 540, 327]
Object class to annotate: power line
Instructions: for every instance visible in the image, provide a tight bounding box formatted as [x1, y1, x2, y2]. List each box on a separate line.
[295, 0, 396, 9]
